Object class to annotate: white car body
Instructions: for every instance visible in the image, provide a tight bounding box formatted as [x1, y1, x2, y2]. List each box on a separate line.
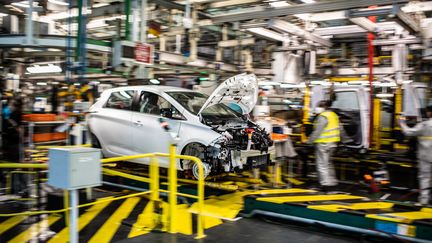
[88, 74, 273, 178]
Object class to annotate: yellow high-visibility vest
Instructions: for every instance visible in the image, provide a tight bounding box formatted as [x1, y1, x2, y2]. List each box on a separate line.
[314, 111, 341, 143]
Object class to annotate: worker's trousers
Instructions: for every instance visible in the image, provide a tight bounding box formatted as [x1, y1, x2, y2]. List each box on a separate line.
[315, 143, 338, 186]
[419, 159, 432, 205]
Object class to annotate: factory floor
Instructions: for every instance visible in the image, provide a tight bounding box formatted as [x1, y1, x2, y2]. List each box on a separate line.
[0, 181, 425, 243]
[0, 206, 387, 243]
[120, 217, 373, 243]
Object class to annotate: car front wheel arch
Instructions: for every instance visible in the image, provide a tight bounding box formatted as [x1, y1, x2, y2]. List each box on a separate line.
[180, 142, 211, 179]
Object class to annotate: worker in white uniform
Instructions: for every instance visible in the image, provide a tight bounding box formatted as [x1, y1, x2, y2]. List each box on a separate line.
[400, 105, 432, 205]
[307, 100, 341, 190]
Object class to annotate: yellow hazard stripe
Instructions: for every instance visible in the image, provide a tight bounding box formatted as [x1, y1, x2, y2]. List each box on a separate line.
[88, 197, 140, 243]
[250, 188, 314, 195]
[257, 194, 364, 204]
[0, 216, 27, 235]
[308, 202, 394, 213]
[366, 208, 432, 224]
[48, 200, 112, 243]
[128, 201, 155, 238]
[8, 215, 61, 243]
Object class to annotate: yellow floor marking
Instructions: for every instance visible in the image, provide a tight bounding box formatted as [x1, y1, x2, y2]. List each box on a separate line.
[189, 201, 242, 220]
[249, 188, 316, 195]
[308, 202, 394, 213]
[8, 215, 61, 243]
[48, 200, 111, 243]
[0, 216, 27, 235]
[366, 208, 432, 224]
[257, 194, 365, 204]
[88, 197, 140, 243]
[189, 192, 247, 220]
[286, 178, 305, 185]
[189, 189, 315, 221]
[203, 216, 223, 229]
[128, 201, 155, 238]
[173, 204, 192, 235]
[128, 201, 192, 237]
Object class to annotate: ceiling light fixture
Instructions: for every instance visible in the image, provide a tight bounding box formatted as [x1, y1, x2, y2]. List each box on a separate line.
[376, 93, 394, 98]
[48, 0, 69, 6]
[258, 81, 280, 86]
[149, 79, 160, 84]
[268, 19, 332, 47]
[349, 17, 377, 32]
[11, 1, 39, 8]
[300, 0, 315, 3]
[269, 1, 290, 8]
[27, 64, 62, 74]
[11, 2, 30, 8]
[247, 28, 286, 42]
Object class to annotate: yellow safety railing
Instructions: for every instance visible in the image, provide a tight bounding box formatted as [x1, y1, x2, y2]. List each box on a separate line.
[0, 144, 206, 239]
[100, 144, 206, 239]
[6, 171, 38, 196]
[373, 98, 381, 150]
[301, 85, 311, 143]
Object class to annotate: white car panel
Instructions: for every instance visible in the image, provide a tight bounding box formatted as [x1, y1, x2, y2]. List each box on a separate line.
[198, 73, 259, 115]
[88, 78, 273, 178]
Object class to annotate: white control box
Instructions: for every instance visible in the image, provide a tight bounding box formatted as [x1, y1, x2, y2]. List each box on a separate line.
[48, 147, 101, 190]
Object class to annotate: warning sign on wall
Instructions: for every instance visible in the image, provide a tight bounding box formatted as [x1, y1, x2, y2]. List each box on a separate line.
[135, 42, 154, 64]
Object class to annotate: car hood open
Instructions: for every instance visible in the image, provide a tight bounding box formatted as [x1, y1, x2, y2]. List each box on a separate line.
[197, 73, 259, 116]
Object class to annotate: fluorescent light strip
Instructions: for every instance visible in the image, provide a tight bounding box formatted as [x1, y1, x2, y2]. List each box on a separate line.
[258, 81, 281, 86]
[48, 0, 69, 6]
[248, 28, 286, 42]
[269, 1, 290, 8]
[376, 93, 394, 98]
[27, 64, 62, 74]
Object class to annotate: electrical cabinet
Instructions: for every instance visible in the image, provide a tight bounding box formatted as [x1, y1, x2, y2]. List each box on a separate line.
[48, 147, 101, 190]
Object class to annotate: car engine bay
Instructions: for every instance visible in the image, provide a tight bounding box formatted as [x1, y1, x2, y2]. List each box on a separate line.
[182, 119, 273, 179]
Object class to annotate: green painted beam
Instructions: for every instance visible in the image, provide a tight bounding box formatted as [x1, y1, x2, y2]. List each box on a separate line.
[124, 0, 131, 41]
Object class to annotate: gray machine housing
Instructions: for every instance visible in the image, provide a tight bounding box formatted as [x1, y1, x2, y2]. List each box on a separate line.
[48, 147, 101, 190]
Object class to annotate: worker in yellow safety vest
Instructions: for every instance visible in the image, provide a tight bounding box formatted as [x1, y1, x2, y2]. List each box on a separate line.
[400, 105, 432, 205]
[307, 100, 341, 190]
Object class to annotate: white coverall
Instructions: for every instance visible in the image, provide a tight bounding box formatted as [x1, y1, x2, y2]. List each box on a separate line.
[307, 113, 340, 187]
[400, 119, 432, 205]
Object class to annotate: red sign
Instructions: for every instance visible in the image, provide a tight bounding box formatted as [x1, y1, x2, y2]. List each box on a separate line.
[135, 42, 154, 64]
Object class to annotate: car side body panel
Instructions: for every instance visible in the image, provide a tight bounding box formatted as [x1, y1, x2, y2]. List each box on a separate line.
[88, 86, 223, 170]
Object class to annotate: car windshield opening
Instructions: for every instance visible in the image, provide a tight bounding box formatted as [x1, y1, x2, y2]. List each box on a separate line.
[167, 91, 241, 120]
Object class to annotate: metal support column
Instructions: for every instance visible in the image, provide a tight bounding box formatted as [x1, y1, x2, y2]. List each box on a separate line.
[140, 0, 148, 42]
[69, 189, 78, 243]
[76, 0, 88, 84]
[65, 0, 73, 85]
[367, 10, 376, 147]
[301, 85, 311, 143]
[136, 0, 148, 79]
[168, 144, 177, 233]
[125, 0, 131, 41]
[131, 0, 139, 42]
[25, 0, 33, 45]
[373, 98, 381, 150]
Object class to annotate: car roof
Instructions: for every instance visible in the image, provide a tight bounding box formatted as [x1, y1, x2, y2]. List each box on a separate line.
[104, 85, 196, 94]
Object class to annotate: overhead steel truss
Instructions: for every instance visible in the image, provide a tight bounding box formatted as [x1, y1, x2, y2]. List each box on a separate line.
[212, 0, 410, 24]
